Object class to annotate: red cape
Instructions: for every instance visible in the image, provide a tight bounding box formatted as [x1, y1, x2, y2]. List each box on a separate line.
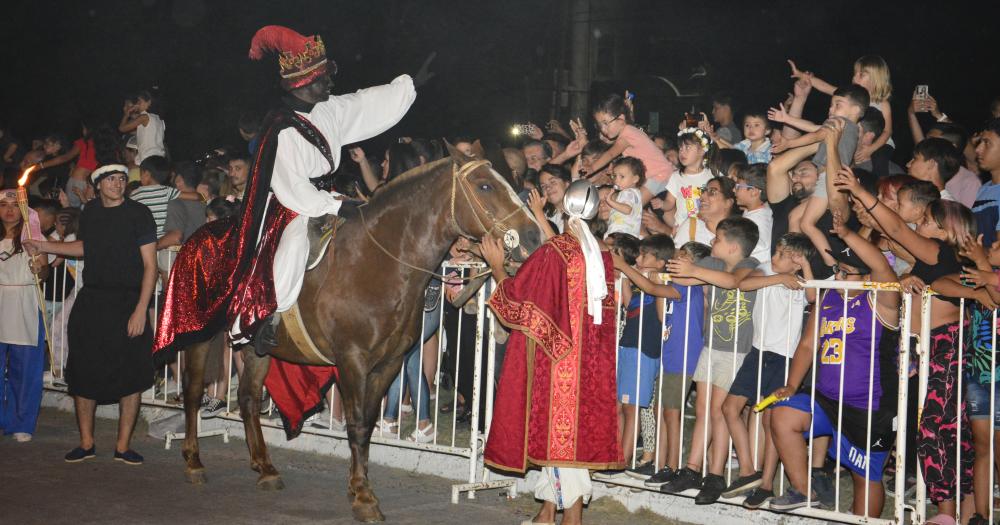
[484, 234, 623, 473]
[154, 108, 340, 439]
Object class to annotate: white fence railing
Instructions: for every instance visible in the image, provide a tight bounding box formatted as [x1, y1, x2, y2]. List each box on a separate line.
[40, 250, 997, 525]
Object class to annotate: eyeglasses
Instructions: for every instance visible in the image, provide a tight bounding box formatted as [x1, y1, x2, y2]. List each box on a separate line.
[700, 185, 721, 196]
[832, 263, 865, 277]
[597, 115, 622, 129]
[734, 183, 756, 191]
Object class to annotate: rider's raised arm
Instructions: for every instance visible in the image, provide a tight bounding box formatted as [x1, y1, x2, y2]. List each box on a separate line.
[329, 75, 417, 145]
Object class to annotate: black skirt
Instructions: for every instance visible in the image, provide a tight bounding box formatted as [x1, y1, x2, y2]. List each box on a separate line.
[66, 287, 154, 402]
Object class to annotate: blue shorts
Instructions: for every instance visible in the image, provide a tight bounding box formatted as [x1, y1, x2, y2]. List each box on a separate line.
[965, 372, 1000, 426]
[776, 393, 890, 481]
[617, 347, 659, 408]
[728, 348, 788, 402]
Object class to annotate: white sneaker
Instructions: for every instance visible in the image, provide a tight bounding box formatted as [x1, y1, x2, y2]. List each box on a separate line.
[13, 433, 31, 442]
[309, 413, 346, 432]
[400, 403, 413, 414]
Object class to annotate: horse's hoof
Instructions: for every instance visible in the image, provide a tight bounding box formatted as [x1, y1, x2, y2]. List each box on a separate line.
[185, 469, 207, 485]
[256, 476, 285, 491]
[351, 503, 385, 522]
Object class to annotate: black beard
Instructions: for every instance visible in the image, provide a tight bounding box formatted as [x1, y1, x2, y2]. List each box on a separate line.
[790, 185, 812, 200]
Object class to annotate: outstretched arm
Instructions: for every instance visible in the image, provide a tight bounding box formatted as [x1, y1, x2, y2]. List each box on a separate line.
[833, 166, 941, 265]
[782, 77, 813, 140]
[38, 143, 81, 170]
[610, 251, 681, 300]
[333, 75, 418, 145]
[788, 60, 836, 95]
[665, 258, 755, 289]
[23, 239, 84, 258]
[584, 135, 629, 177]
[769, 103, 821, 135]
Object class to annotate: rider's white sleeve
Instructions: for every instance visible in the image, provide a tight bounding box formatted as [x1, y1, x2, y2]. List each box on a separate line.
[270, 74, 416, 218]
[330, 74, 417, 145]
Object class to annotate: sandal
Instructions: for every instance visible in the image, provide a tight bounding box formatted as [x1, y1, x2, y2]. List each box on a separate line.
[407, 423, 435, 444]
[441, 401, 465, 414]
[375, 418, 399, 435]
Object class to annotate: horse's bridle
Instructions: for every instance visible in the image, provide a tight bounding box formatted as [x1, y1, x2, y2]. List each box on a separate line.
[449, 159, 524, 249]
[357, 159, 526, 281]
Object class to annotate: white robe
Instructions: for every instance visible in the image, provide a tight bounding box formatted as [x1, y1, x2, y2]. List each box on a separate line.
[237, 75, 415, 339]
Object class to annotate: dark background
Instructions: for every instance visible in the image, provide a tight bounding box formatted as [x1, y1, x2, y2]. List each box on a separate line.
[0, 0, 996, 161]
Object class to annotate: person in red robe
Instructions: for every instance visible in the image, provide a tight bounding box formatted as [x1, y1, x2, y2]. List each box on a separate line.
[480, 180, 622, 525]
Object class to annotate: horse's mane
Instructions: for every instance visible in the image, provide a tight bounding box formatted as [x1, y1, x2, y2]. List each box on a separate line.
[363, 157, 452, 211]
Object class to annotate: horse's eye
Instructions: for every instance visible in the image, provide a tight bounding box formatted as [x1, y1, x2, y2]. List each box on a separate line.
[479, 183, 493, 192]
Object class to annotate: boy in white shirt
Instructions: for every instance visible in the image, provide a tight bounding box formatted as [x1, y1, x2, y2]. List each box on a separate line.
[719, 233, 816, 508]
[735, 164, 773, 263]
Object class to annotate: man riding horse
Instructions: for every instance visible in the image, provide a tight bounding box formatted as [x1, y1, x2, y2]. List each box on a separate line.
[155, 25, 416, 352]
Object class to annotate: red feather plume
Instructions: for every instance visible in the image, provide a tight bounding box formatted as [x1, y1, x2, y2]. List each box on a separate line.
[248, 25, 310, 60]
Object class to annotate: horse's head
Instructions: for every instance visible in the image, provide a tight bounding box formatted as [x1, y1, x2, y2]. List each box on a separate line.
[445, 140, 542, 262]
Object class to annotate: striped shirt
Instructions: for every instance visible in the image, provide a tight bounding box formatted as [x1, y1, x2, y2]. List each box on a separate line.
[130, 184, 179, 238]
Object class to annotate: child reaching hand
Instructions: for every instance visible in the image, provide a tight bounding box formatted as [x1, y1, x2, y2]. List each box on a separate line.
[587, 93, 675, 203]
[605, 157, 645, 238]
[788, 55, 894, 162]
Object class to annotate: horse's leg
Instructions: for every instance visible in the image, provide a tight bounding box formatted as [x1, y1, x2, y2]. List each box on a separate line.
[342, 354, 404, 522]
[181, 340, 210, 484]
[238, 348, 283, 490]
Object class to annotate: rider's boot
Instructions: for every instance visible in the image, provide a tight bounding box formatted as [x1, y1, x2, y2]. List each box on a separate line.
[254, 315, 280, 357]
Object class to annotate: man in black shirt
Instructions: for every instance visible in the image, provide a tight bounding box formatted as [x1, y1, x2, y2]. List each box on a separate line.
[25, 164, 157, 465]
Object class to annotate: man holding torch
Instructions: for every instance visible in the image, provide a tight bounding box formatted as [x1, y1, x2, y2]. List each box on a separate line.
[24, 164, 157, 464]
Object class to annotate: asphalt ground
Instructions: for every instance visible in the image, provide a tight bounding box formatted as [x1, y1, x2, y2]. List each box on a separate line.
[0, 407, 668, 525]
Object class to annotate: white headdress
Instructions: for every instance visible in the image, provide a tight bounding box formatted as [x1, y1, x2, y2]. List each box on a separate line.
[562, 180, 607, 324]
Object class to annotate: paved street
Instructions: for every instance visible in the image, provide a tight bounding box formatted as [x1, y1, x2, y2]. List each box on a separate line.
[0, 408, 667, 524]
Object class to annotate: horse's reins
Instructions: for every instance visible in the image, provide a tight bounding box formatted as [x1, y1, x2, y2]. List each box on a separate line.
[357, 159, 522, 282]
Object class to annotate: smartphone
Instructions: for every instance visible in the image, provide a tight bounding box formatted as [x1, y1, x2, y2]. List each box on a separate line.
[684, 113, 699, 128]
[510, 123, 535, 136]
[914, 85, 929, 101]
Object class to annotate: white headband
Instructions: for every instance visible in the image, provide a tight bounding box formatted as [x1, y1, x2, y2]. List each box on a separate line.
[90, 164, 129, 185]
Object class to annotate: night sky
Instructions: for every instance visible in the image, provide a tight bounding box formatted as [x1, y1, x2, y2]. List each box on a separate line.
[1, 0, 996, 162]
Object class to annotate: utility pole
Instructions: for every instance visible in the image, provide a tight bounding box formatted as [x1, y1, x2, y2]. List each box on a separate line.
[568, 0, 590, 119]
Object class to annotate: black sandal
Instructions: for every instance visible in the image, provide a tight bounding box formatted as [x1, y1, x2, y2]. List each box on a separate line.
[441, 401, 465, 414]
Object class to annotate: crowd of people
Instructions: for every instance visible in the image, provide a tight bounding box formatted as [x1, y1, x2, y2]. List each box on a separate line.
[2, 50, 1000, 524]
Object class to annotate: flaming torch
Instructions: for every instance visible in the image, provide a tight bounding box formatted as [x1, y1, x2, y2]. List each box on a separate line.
[17, 165, 55, 369]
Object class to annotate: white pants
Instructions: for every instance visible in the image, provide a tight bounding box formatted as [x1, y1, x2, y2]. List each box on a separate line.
[533, 467, 592, 510]
[273, 214, 310, 313]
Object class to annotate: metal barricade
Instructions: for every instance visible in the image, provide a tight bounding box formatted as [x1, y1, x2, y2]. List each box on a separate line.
[42, 241, 1000, 525]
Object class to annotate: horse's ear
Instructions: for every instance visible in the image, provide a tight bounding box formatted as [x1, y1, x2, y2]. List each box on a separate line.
[443, 139, 472, 166]
[470, 140, 487, 159]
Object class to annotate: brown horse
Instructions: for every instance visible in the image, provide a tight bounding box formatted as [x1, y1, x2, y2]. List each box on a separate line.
[177, 142, 542, 522]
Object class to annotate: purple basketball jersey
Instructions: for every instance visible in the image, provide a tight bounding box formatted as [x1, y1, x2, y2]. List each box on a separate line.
[815, 290, 886, 411]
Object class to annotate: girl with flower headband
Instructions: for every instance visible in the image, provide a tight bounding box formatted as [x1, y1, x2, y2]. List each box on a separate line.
[659, 128, 715, 239]
[585, 93, 675, 204]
